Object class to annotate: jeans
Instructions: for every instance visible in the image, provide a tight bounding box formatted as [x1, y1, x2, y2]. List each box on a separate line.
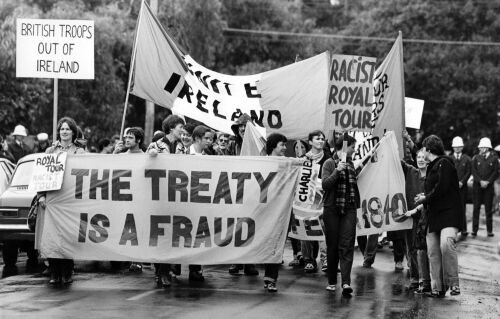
[357, 233, 379, 266]
[417, 249, 431, 285]
[264, 264, 280, 282]
[323, 206, 356, 286]
[405, 230, 419, 283]
[301, 240, 319, 265]
[426, 227, 459, 291]
[392, 238, 405, 263]
[472, 184, 494, 233]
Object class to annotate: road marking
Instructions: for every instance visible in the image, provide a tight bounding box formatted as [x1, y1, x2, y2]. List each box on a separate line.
[127, 290, 158, 301]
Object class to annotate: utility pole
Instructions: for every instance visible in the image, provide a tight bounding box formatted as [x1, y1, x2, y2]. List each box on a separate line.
[144, 0, 158, 144]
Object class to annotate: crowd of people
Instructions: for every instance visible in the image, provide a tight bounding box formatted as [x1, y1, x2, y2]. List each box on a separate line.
[1, 114, 499, 299]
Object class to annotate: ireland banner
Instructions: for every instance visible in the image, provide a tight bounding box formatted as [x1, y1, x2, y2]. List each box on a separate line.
[129, 1, 329, 139]
[37, 154, 301, 264]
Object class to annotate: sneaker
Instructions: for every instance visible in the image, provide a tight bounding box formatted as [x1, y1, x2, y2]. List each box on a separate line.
[244, 265, 259, 276]
[395, 261, 404, 272]
[189, 271, 205, 282]
[325, 284, 336, 291]
[266, 281, 277, 292]
[129, 263, 143, 272]
[424, 290, 445, 298]
[407, 282, 420, 291]
[288, 256, 301, 267]
[414, 283, 432, 295]
[471, 232, 477, 237]
[228, 264, 242, 274]
[487, 232, 494, 237]
[450, 286, 461, 296]
[342, 284, 353, 295]
[321, 262, 328, 273]
[304, 262, 317, 273]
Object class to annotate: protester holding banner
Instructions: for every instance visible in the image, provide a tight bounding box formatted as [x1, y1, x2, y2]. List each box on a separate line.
[451, 136, 472, 238]
[301, 130, 330, 273]
[175, 123, 195, 155]
[415, 135, 462, 298]
[263, 132, 288, 292]
[471, 137, 498, 237]
[228, 113, 259, 276]
[38, 116, 85, 285]
[401, 148, 428, 292]
[322, 134, 359, 295]
[147, 114, 185, 288]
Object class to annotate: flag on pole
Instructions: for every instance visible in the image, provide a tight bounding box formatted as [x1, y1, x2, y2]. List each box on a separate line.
[128, 1, 329, 139]
[371, 32, 406, 158]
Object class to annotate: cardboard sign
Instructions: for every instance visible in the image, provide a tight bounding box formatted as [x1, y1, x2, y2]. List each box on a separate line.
[404, 97, 424, 129]
[29, 152, 67, 192]
[326, 54, 376, 133]
[16, 19, 94, 79]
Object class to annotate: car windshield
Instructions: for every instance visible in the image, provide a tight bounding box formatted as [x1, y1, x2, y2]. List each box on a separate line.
[10, 160, 34, 187]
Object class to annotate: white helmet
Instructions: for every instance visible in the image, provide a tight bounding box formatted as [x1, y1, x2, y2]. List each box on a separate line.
[12, 125, 27, 137]
[478, 137, 492, 149]
[451, 136, 464, 148]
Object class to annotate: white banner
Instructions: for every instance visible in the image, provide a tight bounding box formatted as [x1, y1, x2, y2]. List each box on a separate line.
[356, 131, 412, 236]
[28, 152, 67, 192]
[16, 19, 94, 79]
[38, 154, 301, 264]
[129, 2, 329, 138]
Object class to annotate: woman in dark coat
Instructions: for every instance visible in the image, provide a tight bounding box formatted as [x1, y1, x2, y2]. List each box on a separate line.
[415, 135, 462, 298]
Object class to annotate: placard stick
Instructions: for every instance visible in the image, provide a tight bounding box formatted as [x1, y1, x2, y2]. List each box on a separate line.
[341, 132, 348, 162]
[53, 78, 58, 143]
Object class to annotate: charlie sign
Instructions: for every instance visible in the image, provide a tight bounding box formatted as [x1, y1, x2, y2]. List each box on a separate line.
[326, 54, 376, 133]
[37, 154, 301, 264]
[16, 19, 94, 79]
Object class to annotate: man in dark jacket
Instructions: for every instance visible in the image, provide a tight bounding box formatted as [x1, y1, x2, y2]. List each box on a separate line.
[7, 125, 32, 163]
[471, 137, 499, 237]
[451, 136, 472, 237]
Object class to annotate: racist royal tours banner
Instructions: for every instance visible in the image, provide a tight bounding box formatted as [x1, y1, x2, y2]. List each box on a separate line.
[129, 1, 329, 139]
[356, 131, 412, 236]
[37, 154, 301, 264]
[325, 54, 376, 135]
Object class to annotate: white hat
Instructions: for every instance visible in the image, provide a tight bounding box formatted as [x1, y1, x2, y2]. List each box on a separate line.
[12, 125, 27, 137]
[494, 145, 500, 152]
[478, 137, 492, 149]
[451, 136, 464, 148]
[37, 133, 48, 141]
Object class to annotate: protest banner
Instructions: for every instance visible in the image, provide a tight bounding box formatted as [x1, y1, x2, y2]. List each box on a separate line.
[288, 160, 325, 241]
[404, 97, 425, 129]
[16, 19, 94, 79]
[371, 33, 405, 158]
[356, 131, 412, 236]
[37, 154, 301, 264]
[128, 1, 329, 139]
[325, 54, 376, 135]
[28, 152, 67, 192]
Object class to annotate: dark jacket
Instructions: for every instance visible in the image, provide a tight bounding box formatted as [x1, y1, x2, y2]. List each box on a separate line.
[422, 156, 463, 233]
[452, 153, 472, 188]
[8, 141, 32, 163]
[321, 156, 360, 210]
[471, 152, 499, 186]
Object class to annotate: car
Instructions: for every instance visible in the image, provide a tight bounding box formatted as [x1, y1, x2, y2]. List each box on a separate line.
[0, 154, 38, 276]
[0, 158, 15, 195]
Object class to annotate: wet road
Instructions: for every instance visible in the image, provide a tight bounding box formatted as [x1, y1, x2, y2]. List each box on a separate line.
[0, 205, 499, 319]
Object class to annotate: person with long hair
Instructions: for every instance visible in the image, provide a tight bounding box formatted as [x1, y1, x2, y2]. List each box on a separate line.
[38, 116, 85, 285]
[415, 135, 463, 298]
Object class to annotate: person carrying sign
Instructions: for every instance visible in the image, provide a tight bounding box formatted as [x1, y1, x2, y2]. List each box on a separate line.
[322, 134, 359, 295]
[38, 117, 85, 286]
[263, 133, 288, 292]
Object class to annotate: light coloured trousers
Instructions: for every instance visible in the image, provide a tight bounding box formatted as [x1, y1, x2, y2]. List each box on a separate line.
[426, 227, 459, 291]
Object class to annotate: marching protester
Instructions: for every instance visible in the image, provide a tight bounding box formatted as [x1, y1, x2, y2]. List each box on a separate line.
[38, 116, 86, 285]
[471, 137, 499, 237]
[147, 114, 185, 288]
[214, 132, 232, 155]
[302, 130, 330, 273]
[34, 133, 50, 153]
[98, 138, 114, 154]
[175, 123, 195, 154]
[451, 136, 472, 238]
[263, 132, 288, 292]
[8, 124, 32, 163]
[322, 134, 359, 295]
[402, 148, 430, 293]
[415, 135, 462, 298]
[227, 113, 259, 276]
